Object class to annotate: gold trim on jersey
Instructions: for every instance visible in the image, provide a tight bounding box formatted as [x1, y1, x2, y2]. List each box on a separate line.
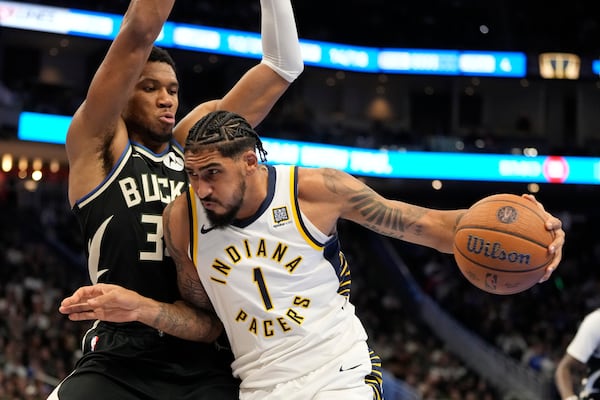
[189, 186, 199, 265]
[289, 167, 323, 251]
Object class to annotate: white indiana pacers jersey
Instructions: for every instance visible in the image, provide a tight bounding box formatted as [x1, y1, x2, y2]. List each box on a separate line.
[188, 164, 369, 390]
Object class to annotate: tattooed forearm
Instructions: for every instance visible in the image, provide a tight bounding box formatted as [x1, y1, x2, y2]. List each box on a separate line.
[321, 167, 428, 238]
[350, 189, 403, 235]
[164, 203, 212, 310]
[160, 202, 222, 341]
[176, 262, 213, 309]
[152, 302, 178, 332]
[349, 188, 427, 238]
[152, 301, 222, 342]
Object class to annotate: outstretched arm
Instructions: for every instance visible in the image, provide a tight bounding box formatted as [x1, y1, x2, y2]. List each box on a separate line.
[298, 167, 466, 252]
[174, 0, 303, 142]
[59, 284, 222, 342]
[297, 168, 564, 278]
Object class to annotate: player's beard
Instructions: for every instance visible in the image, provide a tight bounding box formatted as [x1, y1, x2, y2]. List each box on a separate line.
[125, 118, 173, 144]
[147, 129, 173, 144]
[204, 179, 246, 228]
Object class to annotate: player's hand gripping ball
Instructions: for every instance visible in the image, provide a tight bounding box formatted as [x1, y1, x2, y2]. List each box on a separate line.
[453, 194, 554, 295]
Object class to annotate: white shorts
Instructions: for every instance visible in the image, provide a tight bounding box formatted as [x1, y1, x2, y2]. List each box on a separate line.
[240, 341, 381, 400]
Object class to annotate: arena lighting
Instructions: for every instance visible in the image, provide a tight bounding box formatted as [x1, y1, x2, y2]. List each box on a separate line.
[18, 112, 71, 144]
[17, 112, 600, 185]
[378, 49, 525, 77]
[31, 170, 42, 181]
[593, 60, 600, 76]
[49, 159, 60, 173]
[538, 53, 581, 79]
[0, 0, 525, 77]
[17, 156, 27, 172]
[1, 154, 12, 172]
[32, 158, 42, 171]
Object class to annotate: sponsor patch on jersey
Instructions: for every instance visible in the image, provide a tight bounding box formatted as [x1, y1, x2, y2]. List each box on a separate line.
[163, 152, 184, 171]
[272, 206, 290, 225]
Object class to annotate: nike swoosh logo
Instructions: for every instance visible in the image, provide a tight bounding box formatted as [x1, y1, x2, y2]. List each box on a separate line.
[339, 363, 362, 372]
[88, 216, 112, 284]
[200, 225, 215, 234]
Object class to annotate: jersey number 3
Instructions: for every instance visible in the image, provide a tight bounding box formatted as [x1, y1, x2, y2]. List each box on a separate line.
[140, 214, 164, 261]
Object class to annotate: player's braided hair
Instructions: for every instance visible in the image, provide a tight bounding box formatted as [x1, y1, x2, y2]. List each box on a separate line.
[185, 111, 268, 162]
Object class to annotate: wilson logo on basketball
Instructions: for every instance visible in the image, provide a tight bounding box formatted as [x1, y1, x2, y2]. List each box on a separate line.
[466, 235, 531, 265]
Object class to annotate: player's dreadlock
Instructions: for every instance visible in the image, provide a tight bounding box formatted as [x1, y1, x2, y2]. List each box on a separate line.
[185, 111, 268, 162]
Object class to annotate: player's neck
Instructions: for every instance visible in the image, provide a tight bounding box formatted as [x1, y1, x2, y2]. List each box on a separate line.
[129, 131, 171, 154]
[236, 165, 269, 220]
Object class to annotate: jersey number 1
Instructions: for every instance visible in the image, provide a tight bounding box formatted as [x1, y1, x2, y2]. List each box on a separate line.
[253, 268, 273, 310]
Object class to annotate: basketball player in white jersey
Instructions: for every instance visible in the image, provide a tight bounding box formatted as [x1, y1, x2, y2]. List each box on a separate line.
[173, 111, 564, 399]
[556, 308, 600, 400]
[61, 111, 565, 399]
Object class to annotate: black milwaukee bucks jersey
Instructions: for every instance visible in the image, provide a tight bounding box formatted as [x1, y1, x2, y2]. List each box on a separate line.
[73, 140, 187, 303]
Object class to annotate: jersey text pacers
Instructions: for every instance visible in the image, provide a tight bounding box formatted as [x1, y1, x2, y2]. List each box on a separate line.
[211, 238, 310, 339]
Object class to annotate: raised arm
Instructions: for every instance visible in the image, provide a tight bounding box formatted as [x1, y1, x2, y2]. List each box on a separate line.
[174, 0, 303, 141]
[66, 0, 175, 205]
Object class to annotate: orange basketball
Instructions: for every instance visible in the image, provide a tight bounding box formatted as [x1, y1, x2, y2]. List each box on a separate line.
[453, 194, 555, 295]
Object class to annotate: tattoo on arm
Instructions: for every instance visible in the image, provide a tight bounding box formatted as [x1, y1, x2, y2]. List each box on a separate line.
[163, 203, 212, 310]
[153, 302, 176, 331]
[160, 203, 221, 340]
[322, 168, 426, 238]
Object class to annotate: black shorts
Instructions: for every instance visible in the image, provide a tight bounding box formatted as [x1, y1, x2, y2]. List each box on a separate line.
[50, 322, 240, 400]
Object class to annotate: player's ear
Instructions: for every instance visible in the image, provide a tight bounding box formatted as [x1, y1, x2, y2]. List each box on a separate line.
[243, 150, 259, 173]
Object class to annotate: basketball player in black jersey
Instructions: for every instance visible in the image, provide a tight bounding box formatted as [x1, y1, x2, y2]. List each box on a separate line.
[48, 0, 303, 398]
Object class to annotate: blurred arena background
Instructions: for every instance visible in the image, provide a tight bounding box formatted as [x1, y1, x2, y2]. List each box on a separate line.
[1, 1, 599, 399]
